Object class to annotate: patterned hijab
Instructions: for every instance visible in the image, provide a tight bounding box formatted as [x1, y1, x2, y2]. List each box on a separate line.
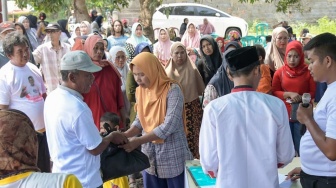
[0, 109, 40, 178]
[165, 42, 205, 103]
[283, 40, 308, 78]
[130, 52, 186, 143]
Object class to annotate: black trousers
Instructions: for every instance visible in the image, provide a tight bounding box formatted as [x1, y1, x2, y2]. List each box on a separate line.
[300, 170, 336, 188]
[37, 131, 51, 172]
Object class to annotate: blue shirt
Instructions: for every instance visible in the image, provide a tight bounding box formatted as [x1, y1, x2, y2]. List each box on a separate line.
[107, 35, 128, 50]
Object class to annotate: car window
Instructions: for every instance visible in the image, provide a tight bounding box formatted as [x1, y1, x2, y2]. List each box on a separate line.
[158, 6, 173, 15]
[196, 6, 228, 17]
[172, 6, 195, 16]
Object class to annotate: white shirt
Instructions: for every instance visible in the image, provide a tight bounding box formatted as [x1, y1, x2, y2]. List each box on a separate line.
[200, 90, 295, 188]
[44, 86, 103, 188]
[300, 81, 336, 176]
[0, 62, 46, 131]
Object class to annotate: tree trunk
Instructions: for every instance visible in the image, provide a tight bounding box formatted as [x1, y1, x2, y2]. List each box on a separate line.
[73, 0, 91, 23]
[139, 0, 155, 43]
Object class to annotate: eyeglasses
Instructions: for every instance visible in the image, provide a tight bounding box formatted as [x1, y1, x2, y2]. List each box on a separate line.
[46, 30, 59, 34]
[276, 37, 289, 41]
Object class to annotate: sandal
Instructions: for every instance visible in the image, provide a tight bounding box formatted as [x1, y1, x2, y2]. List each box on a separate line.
[129, 182, 138, 188]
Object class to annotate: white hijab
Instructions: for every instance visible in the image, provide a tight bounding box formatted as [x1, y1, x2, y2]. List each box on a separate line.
[109, 46, 129, 91]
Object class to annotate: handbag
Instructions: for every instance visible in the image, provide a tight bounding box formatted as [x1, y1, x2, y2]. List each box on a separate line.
[100, 140, 150, 181]
[290, 102, 299, 121]
[94, 82, 150, 182]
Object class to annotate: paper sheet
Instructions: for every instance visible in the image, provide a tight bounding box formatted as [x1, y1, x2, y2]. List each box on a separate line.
[279, 174, 293, 188]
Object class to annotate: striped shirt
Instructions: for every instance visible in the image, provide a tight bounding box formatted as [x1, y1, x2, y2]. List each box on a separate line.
[33, 41, 71, 93]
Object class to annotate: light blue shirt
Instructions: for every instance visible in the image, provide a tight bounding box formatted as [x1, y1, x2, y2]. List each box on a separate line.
[107, 35, 128, 50]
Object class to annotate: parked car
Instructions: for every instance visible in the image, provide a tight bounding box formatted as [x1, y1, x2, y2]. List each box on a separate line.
[152, 3, 248, 38]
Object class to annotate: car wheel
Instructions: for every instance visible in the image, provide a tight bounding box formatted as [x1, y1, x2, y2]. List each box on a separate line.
[225, 28, 241, 39]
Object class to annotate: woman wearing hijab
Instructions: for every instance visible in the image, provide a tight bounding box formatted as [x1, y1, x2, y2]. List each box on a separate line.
[126, 42, 152, 124]
[154, 28, 173, 66]
[216, 37, 225, 54]
[0, 109, 82, 187]
[272, 40, 316, 155]
[265, 27, 289, 77]
[165, 42, 205, 159]
[57, 19, 71, 43]
[14, 22, 36, 65]
[179, 18, 188, 38]
[110, 46, 130, 121]
[202, 41, 241, 108]
[80, 21, 91, 36]
[121, 52, 193, 188]
[227, 30, 242, 47]
[196, 35, 222, 86]
[68, 24, 81, 47]
[82, 35, 127, 130]
[91, 15, 104, 32]
[18, 16, 39, 51]
[125, 22, 152, 63]
[181, 22, 201, 63]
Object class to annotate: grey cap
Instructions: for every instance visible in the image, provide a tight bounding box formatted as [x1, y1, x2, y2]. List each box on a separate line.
[61, 51, 102, 73]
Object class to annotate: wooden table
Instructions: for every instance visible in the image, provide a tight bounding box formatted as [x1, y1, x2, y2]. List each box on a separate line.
[185, 157, 302, 188]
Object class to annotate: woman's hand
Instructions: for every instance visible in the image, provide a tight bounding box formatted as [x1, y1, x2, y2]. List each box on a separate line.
[186, 47, 194, 55]
[119, 137, 141, 153]
[285, 92, 301, 103]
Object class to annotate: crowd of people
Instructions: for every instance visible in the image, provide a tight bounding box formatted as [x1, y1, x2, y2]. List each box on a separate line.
[0, 10, 335, 188]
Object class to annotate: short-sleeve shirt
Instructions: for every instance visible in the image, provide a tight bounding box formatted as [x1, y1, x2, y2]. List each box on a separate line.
[0, 62, 46, 131]
[44, 85, 103, 188]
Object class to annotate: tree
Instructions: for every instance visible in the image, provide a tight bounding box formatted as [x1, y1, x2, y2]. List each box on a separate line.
[16, 0, 303, 42]
[15, 0, 129, 23]
[238, 0, 303, 13]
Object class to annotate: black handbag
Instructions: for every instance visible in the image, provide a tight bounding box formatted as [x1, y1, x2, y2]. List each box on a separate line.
[94, 82, 150, 182]
[100, 143, 150, 182]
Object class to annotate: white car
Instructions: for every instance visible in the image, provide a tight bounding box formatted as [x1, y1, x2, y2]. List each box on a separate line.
[152, 3, 248, 38]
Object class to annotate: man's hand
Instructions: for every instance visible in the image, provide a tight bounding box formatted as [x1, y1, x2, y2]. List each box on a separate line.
[297, 102, 313, 125]
[107, 131, 128, 145]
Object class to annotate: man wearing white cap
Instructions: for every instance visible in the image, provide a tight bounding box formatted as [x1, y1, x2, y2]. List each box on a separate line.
[44, 50, 128, 188]
[199, 46, 295, 188]
[33, 23, 71, 93]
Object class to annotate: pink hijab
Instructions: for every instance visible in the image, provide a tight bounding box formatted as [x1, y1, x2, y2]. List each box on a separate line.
[154, 28, 173, 66]
[181, 22, 201, 62]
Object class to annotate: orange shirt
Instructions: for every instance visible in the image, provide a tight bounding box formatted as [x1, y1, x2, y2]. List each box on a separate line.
[257, 64, 272, 94]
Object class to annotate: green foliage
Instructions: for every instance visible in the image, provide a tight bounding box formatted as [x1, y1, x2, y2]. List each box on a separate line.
[238, 0, 301, 13]
[248, 17, 336, 36]
[293, 17, 336, 35]
[16, 0, 129, 13]
[87, 0, 129, 13]
[16, 0, 64, 13]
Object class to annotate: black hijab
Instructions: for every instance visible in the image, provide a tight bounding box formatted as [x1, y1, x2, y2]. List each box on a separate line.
[95, 16, 104, 29]
[26, 15, 38, 29]
[208, 41, 241, 97]
[57, 19, 71, 38]
[197, 35, 222, 85]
